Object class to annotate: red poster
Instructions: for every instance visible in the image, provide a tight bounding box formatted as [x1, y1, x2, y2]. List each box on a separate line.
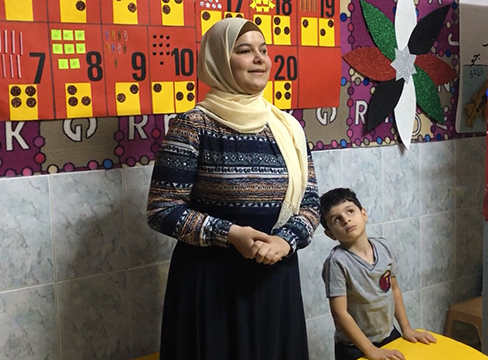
[0, 0, 341, 121]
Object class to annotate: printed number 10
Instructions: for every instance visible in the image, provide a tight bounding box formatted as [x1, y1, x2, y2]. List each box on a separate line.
[171, 48, 194, 76]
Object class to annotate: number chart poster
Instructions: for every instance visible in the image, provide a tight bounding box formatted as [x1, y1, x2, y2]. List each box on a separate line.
[0, 0, 340, 121]
[0, 0, 480, 177]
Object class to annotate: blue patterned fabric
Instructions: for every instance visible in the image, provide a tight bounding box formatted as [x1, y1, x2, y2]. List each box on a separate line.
[147, 108, 320, 251]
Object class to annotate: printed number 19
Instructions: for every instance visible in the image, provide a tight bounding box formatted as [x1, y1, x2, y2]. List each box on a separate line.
[321, 0, 335, 18]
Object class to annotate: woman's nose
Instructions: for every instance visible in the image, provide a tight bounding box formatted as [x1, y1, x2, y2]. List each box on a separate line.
[254, 52, 264, 63]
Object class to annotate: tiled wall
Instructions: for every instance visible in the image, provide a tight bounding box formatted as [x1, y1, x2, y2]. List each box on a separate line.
[0, 137, 484, 360]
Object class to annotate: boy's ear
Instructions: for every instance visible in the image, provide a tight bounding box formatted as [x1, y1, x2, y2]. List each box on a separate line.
[361, 207, 368, 221]
[324, 228, 337, 240]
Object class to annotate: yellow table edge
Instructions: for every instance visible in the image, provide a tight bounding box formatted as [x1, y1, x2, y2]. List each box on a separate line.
[134, 331, 488, 360]
[358, 331, 487, 359]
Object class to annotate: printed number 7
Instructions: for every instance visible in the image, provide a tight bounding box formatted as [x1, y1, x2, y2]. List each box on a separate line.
[29, 52, 45, 84]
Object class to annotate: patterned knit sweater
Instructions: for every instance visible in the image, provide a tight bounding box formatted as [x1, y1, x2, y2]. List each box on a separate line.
[147, 109, 320, 253]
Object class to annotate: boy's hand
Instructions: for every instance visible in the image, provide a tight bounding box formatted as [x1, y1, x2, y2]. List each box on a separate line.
[402, 328, 437, 344]
[366, 347, 405, 360]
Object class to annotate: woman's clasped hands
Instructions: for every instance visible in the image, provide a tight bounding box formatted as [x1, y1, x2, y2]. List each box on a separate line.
[227, 224, 291, 265]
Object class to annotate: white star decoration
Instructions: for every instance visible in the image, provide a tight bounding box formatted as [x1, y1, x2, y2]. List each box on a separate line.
[393, 0, 418, 149]
[391, 47, 417, 83]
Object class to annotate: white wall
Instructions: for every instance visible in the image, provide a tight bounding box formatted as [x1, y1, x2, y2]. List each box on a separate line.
[0, 136, 484, 360]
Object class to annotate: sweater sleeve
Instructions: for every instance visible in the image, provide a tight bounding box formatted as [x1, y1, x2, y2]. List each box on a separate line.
[271, 151, 320, 253]
[146, 111, 232, 247]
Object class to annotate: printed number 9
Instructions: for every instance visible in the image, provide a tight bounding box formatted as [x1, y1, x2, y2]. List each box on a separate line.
[132, 52, 146, 81]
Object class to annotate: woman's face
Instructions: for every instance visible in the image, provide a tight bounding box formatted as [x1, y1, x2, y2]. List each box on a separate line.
[230, 30, 271, 94]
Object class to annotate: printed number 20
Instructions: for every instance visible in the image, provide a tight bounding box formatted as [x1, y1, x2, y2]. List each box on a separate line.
[274, 55, 297, 81]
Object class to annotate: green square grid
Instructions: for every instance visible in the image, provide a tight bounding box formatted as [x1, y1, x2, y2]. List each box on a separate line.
[64, 44, 75, 54]
[58, 59, 69, 69]
[75, 30, 85, 41]
[63, 30, 74, 41]
[52, 43, 63, 54]
[76, 43, 86, 54]
[51, 29, 62, 40]
[70, 58, 80, 69]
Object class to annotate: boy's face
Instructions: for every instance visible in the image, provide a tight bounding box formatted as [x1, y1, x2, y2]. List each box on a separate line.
[323, 200, 368, 246]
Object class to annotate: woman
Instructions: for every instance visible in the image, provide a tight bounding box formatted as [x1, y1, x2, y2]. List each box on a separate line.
[147, 17, 320, 359]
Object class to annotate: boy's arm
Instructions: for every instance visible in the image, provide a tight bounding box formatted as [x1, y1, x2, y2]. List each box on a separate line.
[391, 277, 436, 344]
[330, 296, 405, 360]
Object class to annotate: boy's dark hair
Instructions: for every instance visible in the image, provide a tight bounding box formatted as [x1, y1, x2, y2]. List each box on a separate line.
[320, 188, 363, 229]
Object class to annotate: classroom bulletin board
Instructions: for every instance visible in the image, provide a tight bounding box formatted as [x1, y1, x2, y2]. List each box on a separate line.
[0, 0, 480, 177]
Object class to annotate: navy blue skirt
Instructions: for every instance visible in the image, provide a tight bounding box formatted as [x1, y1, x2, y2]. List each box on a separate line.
[159, 241, 309, 360]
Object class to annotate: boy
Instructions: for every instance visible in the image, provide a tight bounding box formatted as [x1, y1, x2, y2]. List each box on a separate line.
[320, 188, 436, 360]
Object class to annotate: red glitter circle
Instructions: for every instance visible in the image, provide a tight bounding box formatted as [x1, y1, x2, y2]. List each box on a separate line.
[114, 131, 125, 141]
[22, 168, 33, 176]
[34, 152, 46, 164]
[33, 136, 45, 148]
[64, 163, 75, 172]
[88, 160, 98, 170]
[151, 143, 160, 153]
[115, 146, 124, 156]
[126, 157, 136, 167]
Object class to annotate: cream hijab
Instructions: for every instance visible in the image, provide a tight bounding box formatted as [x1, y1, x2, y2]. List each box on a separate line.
[196, 18, 308, 228]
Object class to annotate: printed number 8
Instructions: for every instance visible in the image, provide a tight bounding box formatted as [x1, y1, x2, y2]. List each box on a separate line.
[86, 51, 103, 81]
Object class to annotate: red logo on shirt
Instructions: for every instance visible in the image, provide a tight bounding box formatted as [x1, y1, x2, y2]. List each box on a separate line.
[379, 270, 391, 292]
